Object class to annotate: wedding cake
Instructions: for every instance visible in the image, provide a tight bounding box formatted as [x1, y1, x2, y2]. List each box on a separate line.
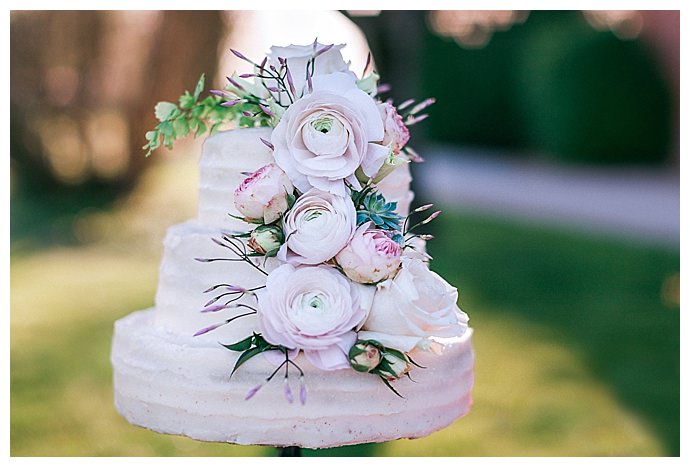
[111, 42, 474, 449]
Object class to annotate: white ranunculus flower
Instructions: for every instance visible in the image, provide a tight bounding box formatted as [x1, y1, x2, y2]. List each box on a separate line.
[335, 222, 402, 284]
[264, 42, 352, 102]
[278, 188, 356, 265]
[257, 263, 373, 371]
[271, 72, 389, 196]
[233, 163, 293, 224]
[358, 258, 469, 352]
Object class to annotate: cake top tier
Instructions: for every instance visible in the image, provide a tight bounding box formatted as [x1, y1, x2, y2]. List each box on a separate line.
[197, 127, 274, 231]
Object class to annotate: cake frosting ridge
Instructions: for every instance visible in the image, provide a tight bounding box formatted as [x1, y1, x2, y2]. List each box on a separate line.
[112, 40, 474, 449]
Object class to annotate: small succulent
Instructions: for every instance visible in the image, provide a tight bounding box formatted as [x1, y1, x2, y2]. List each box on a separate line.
[356, 192, 403, 231]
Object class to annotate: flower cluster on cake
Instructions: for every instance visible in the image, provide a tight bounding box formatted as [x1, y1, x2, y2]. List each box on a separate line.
[111, 41, 473, 448]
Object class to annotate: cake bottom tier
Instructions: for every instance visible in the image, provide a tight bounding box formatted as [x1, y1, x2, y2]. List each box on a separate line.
[111, 309, 474, 449]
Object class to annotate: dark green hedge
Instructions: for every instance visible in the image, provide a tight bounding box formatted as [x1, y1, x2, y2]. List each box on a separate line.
[422, 11, 672, 165]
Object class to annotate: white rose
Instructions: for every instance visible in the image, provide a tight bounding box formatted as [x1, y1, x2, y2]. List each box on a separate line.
[264, 42, 352, 102]
[271, 72, 389, 196]
[233, 163, 293, 224]
[358, 258, 469, 352]
[378, 101, 410, 154]
[278, 188, 356, 265]
[257, 263, 372, 371]
[375, 161, 414, 217]
[335, 222, 402, 284]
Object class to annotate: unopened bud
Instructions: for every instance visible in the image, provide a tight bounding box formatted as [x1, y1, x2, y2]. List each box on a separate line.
[349, 342, 382, 372]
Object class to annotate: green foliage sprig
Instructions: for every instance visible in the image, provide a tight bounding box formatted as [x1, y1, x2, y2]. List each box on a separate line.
[143, 74, 271, 157]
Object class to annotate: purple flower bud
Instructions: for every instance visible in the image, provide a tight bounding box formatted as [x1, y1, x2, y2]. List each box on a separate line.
[405, 147, 425, 163]
[413, 203, 434, 213]
[260, 138, 274, 151]
[406, 114, 429, 126]
[230, 48, 252, 63]
[377, 83, 391, 94]
[421, 210, 442, 225]
[226, 76, 245, 91]
[244, 384, 263, 400]
[259, 56, 268, 71]
[266, 86, 280, 92]
[285, 62, 296, 97]
[314, 43, 334, 57]
[269, 65, 278, 72]
[397, 98, 415, 111]
[258, 103, 274, 117]
[209, 89, 226, 97]
[200, 304, 227, 313]
[408, 97, 436, 115]
[277, 57, 286, 65]
[239, 73, 254, 79]
[306, 70, 313, 93]
[242, 111, 254, 117]
[299, 377, 307, 405]
[284, 379, 294, 404]
[220, 100, 240, 107]
[193, 322, 223, 337]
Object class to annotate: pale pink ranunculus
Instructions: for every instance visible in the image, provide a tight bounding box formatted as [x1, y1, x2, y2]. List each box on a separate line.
[277, 188, 356, 265]
[271, 72, 389, 196]
[257, 263, 373, 371]
[378, 101, 409, 154]
[335, 223, 402, 284]
[233, 163, 293, 224]
[358, 258, 468, 352]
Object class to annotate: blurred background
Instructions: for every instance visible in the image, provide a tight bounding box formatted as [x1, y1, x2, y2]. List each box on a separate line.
[10, 10, 679, 456]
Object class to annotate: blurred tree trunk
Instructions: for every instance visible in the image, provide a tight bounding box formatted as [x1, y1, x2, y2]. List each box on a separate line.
[11, 11, 226, 197]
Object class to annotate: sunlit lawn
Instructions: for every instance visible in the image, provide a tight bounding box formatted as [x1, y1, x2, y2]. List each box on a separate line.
[10, 153, 679, 456]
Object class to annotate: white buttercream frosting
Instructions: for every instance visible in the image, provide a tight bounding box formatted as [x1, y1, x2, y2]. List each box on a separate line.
[112, 309, 473, 448]
[111, 128, 474, 447]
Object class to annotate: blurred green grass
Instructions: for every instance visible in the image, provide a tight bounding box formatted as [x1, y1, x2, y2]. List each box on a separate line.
[10, 154, 679, 456]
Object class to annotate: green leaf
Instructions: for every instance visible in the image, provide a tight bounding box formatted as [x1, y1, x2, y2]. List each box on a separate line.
[194, 73, 205, 101]
[209, 121, 223, 135]
[162, 133, 175, 149]
[172, 117, 189, 138]
[230, 347, 266, 377]
[190, 117, 201, 132]
[221, 335, 254, 352]
[379, 376, 405, 398]
[158, 121, 174, 137]
[179, 92, 195, 110]
[154, 101, 178, 122]
[195, 120, 207, 137]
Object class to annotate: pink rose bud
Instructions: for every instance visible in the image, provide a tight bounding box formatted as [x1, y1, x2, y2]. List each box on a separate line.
[378, 101, 410, 154]
[234, 163, 293, 224]
[349, 342, 382, 373]
[247, 225, 284, 256]
[336, 223, 402, 284]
